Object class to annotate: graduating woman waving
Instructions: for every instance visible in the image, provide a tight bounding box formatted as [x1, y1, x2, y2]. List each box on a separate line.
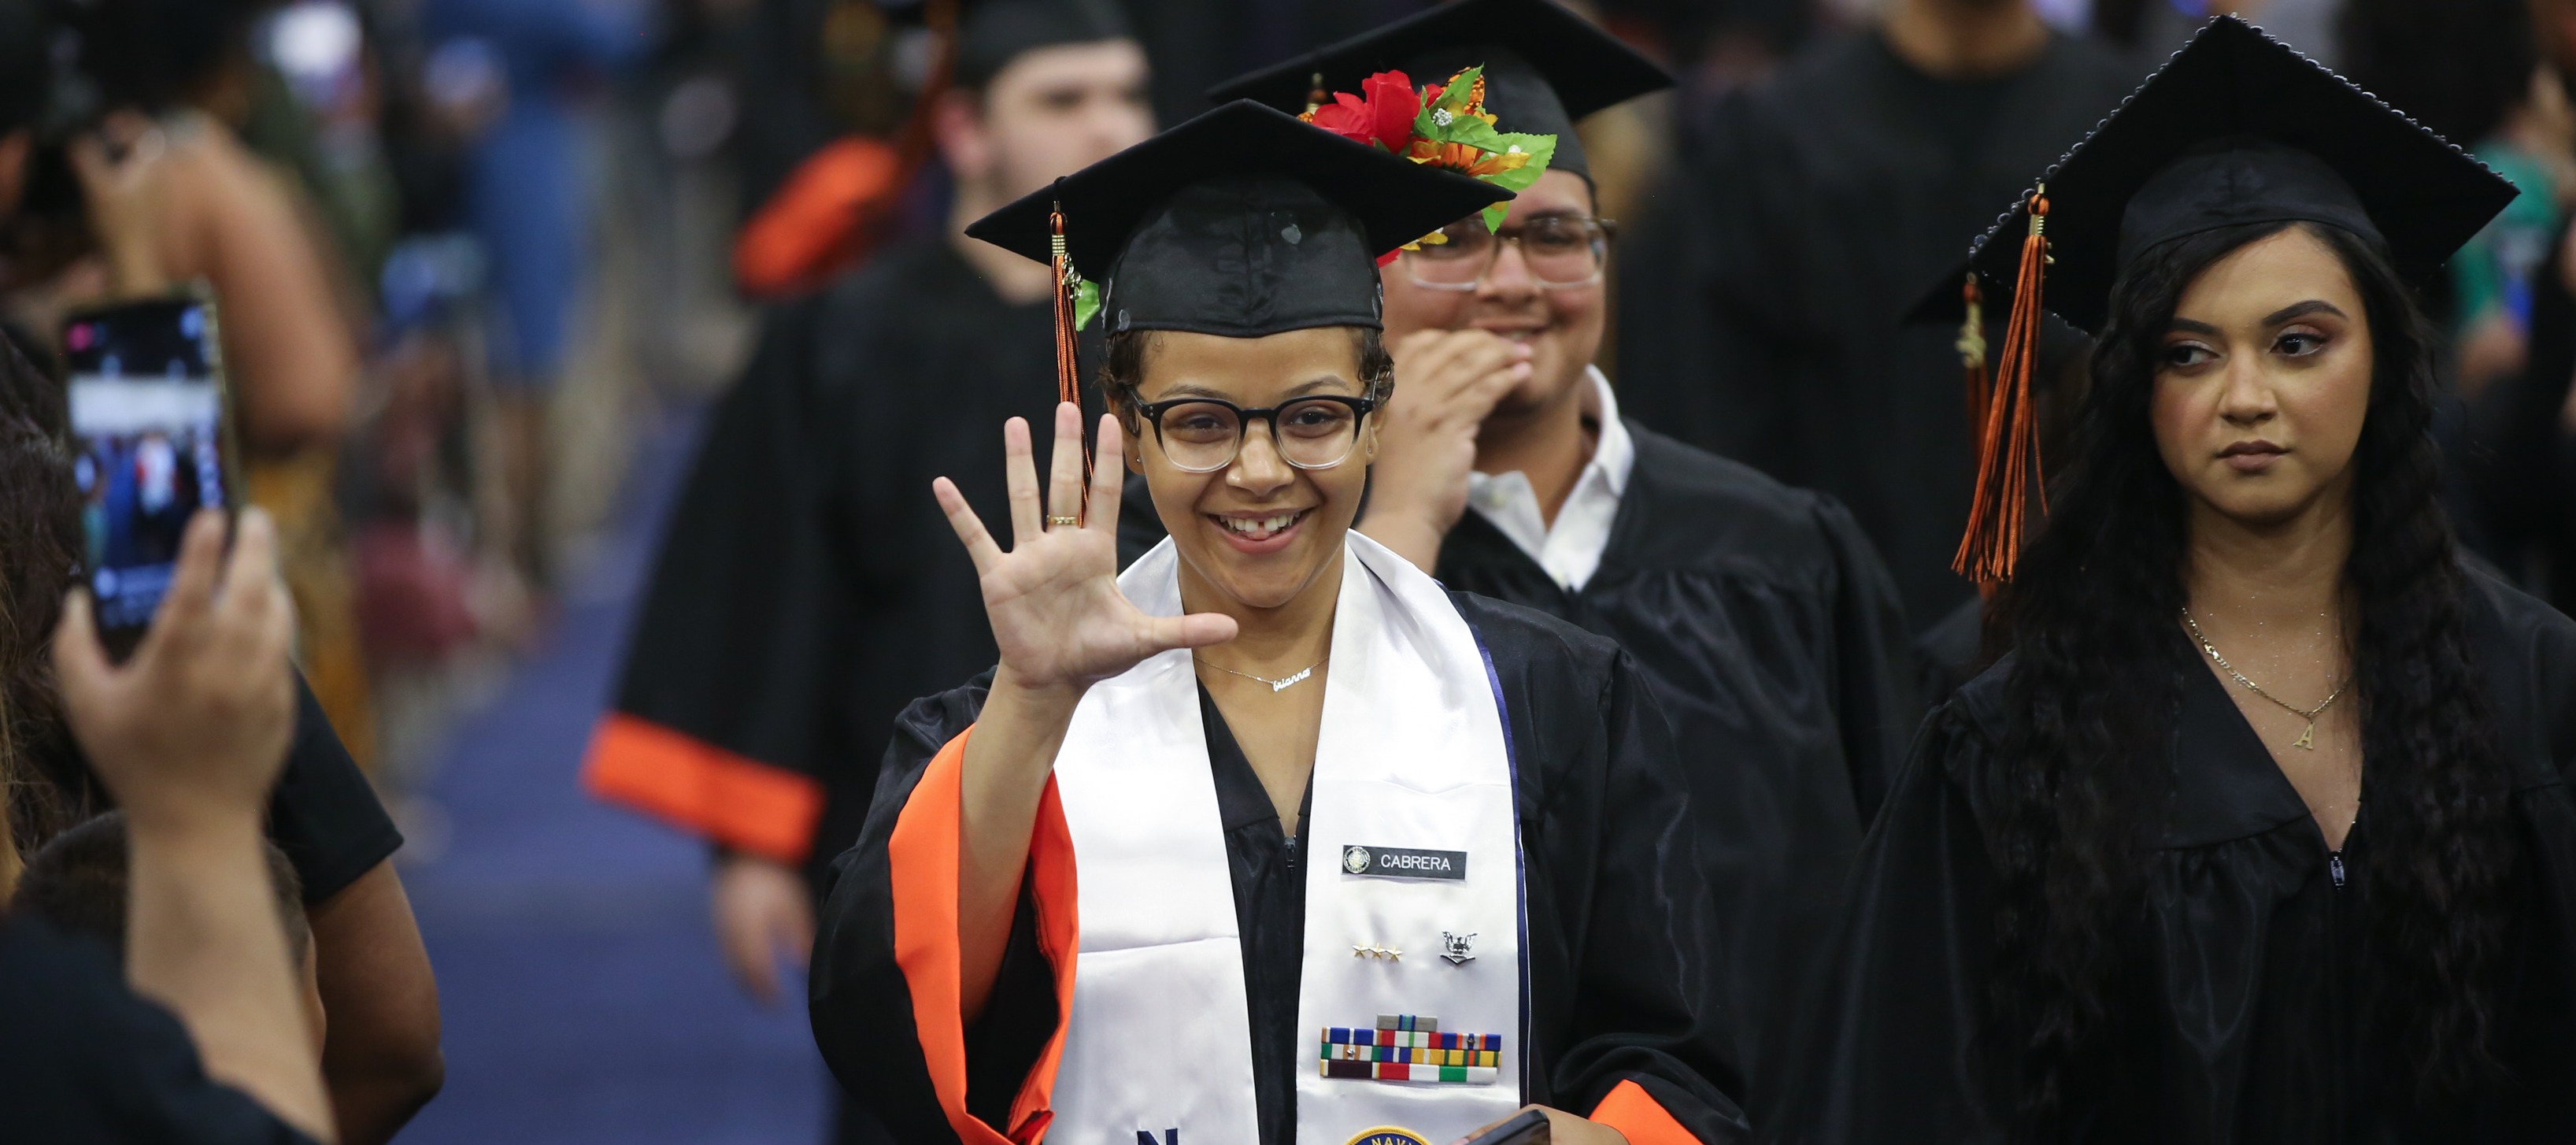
[808, 99, 1745, 1145]
[1774, 18, 2576, 1145]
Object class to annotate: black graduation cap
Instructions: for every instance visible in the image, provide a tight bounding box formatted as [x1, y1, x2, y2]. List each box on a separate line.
[965, 98, 1510, 338]
[953, 0, 1133, 90]
[1963, 14, 2516, 335]
[1947, 16, 2515, 585]
[1205, 0, 1672, 181]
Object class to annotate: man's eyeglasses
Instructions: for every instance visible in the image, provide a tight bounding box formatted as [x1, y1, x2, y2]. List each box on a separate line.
[1397, 216, 1616, 291]
[1132, 394, 1381, 473]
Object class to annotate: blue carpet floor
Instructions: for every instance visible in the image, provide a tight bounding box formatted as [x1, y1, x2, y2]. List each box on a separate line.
[398, 406, 831, 1145]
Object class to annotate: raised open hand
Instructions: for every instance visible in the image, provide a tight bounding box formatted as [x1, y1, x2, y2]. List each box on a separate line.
[934, 402, 1238, 698]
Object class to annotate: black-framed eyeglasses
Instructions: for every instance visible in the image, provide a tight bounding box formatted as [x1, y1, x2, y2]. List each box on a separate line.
[1398, 215, 1617, 291]
[1132, 394, 1381, 472]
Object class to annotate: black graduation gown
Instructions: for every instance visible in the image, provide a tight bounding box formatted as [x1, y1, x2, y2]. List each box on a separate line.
[1427, 421, 1919, 1110]
[589, 237, 1084, 890]
[1612, 31, 2138, 624]
[809, 592, 1752, 1145]
[1768, 569, 2576, 1143]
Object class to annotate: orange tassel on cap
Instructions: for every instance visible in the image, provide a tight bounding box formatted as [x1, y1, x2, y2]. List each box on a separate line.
[1952, 187, 2052, 585]
[1049, 196, 1093, 520]
[1956, 271, 1989, 439]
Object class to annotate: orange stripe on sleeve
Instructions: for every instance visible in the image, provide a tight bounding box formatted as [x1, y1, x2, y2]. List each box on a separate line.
[579, 713, 826, 865]
[732, 135, 901, 298]
[886, 726, 1082, 1145]
[1590, 1079, 1701, 1145]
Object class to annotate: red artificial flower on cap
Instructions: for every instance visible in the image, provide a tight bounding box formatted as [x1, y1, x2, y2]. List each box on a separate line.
[1305, 69, 1422, 155]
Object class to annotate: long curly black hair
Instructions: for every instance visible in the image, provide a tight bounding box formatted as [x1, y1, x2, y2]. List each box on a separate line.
[1983, 220, 2526, 1139]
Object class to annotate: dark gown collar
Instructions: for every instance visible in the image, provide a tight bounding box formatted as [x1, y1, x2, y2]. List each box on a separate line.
[2165, 632, 2322, 850]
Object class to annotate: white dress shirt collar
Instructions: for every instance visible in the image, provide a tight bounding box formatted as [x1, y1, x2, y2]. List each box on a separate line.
[1462, 368, 1633, 592]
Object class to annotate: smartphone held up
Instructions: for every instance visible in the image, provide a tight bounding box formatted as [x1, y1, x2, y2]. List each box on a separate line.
[60, 291, 242, 654]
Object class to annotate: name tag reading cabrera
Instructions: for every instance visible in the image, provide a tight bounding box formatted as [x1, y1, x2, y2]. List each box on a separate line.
[1341, 844, 1468, 881]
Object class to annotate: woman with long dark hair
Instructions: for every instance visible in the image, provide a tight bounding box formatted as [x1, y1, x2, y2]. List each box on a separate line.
[1773, 20, 2576, 1143]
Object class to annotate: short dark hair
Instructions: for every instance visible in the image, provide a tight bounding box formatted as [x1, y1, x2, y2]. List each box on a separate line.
[1098, 325, 1396, 424]
[11, 811, 311, 967]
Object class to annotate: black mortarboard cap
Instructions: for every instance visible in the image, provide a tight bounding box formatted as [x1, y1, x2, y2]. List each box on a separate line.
[1963, 15, 2515, 335]
[965, 99, 1511, 337]
[1206, 0, 1671, 181]
[954, 0, 1133, 91]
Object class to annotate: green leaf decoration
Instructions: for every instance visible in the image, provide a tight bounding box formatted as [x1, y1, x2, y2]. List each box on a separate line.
[1482, 202, 1511, 232]
[1434, 65, 1483, 113]
[1482, 132, 1557, 194]
[1071, 276, 1102, 332]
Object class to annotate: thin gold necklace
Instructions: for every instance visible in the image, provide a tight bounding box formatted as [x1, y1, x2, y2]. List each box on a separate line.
[2179, 607, 2348, 750]
[1199, 654, 1325, 693]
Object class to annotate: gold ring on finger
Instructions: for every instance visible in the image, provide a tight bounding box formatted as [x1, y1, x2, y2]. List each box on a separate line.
[1047, 515, 1080, 528]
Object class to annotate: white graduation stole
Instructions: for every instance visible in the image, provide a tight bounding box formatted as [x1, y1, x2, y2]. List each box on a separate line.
[1047, 534, 1526, 1145]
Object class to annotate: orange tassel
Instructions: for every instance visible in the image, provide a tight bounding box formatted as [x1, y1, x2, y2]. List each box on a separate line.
[1957, 271, 1989, 440]
[1049, 202, 1093, 521]
[1952, 189, 2052, 585]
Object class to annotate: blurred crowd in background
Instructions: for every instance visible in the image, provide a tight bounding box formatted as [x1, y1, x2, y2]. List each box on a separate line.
[11, 0, 2576, 1136]
[10, 0, 2576, 835]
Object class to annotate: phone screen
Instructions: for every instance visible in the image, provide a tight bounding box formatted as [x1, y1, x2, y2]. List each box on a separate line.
[61, 296, 232, 639]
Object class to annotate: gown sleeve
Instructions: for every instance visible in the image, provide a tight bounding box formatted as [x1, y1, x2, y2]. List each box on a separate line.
[579, 300, 843, 865]
[1471, 595, 1752, 1144]
[1809, 492, 1922, 825]
[1766, 695, 2003, 1145]
[809, 675, 1081, 1145]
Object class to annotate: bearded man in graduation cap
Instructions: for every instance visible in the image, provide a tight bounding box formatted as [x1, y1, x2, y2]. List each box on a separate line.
[580, 2, 1148, 1140]
[1205, 0, 1920, 1116]
[807, 94, 1749, 1145]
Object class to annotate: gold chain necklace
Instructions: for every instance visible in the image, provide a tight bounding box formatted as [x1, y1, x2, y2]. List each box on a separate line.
[2179, 607, 2347, 750]
[1200, 655, 1325, 693]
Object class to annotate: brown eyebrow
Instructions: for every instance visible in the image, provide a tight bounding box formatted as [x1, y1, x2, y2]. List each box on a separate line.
[2168, 317, 2223, 337]
[2262, 299, 2346, 326]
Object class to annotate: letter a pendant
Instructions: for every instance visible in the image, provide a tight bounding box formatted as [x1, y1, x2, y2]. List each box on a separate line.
[2291, 721, 2316, 750]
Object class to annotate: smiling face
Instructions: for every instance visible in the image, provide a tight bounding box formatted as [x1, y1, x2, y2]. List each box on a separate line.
[2149, 224, 2375, 528]
[1379, 168, 1604, 417]
[1124, 327, 1380, 613]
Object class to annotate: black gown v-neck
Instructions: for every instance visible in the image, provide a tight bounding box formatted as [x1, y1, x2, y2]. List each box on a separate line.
[1769, 569, 2576, 1143]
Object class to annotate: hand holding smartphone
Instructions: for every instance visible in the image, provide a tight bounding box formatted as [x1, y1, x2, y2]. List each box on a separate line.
[60, 290, 240, 658]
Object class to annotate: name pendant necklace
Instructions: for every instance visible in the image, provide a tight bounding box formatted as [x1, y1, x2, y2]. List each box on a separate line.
[1202, 655, 1326, 693]
[2179, 607, 2347, 750]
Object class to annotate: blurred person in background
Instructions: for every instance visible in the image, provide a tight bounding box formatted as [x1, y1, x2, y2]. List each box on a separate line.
[419, 0, 648, 598]
[1611, 0, 2136, 629]
[3, 506, 337, 1145]
[2341, 0, 2569, 406]
[2091, 0, 2342, 67]
[2341, 0, 2576, 584]
[0, 0, 379, 767]
[0, 322, 438, 1142]
[581, 2, 1149, 1140]
[2467, 0, 2576, 611]
[1201, 0, 1919, 1115]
